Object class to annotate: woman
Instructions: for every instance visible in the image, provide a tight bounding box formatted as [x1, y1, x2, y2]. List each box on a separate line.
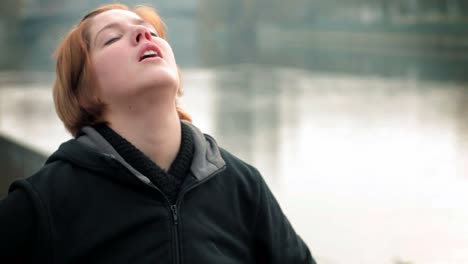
[0, 4, 315, 263]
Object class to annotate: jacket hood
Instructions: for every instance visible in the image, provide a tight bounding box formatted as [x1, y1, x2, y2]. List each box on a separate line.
[46, 121, 226, 184]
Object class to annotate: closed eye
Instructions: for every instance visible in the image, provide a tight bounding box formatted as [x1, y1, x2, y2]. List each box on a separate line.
[150, 32, 158, 37]
[104, 36, 120, 46]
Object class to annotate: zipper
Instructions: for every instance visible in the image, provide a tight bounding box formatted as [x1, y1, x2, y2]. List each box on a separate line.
[108, 155, 183, 264]
[170, 171, 224, 264]
[108, 154, 226, 264]
[170, 204, 180, 264]
[169, 168, 226, 264]
[170, 205, 178, 224]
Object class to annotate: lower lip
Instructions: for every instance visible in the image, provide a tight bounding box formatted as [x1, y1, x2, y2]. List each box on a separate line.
[140, 56, 162, 63]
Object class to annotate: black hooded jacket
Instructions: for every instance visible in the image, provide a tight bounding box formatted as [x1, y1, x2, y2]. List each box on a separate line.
[0, 121, 315, 264]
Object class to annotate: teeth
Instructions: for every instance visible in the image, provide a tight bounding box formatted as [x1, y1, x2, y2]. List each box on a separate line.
[143, 50, 158, 57]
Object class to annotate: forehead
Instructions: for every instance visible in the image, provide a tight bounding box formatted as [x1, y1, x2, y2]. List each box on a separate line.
[89, 9, 147, 35]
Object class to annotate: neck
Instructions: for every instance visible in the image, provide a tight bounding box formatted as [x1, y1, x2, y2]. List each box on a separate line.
[104, 102, 181, 171]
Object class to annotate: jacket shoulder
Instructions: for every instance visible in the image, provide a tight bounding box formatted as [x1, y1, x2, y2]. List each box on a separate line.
[6, 160, 79, 262]
[16, 159, 87, 194]
[217, 148, 266, 200]
[219, 148, 262, 179]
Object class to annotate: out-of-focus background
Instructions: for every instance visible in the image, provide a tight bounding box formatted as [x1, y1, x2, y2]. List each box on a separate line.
[1, 0, 468, 263]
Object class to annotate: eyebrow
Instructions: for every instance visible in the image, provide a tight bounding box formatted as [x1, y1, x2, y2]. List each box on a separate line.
[94, 18, 153, 45]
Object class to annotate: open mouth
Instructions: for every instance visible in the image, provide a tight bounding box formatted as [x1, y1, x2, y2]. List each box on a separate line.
[140, 50, 160, 61]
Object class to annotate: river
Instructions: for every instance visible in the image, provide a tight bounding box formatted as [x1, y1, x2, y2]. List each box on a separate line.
[1, 67, 467, 264]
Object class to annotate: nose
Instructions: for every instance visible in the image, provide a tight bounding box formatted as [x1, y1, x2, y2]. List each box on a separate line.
[132, 25, 152, 45]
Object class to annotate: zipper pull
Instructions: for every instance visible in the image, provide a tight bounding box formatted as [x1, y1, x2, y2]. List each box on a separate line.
[170, 205, 178, 225]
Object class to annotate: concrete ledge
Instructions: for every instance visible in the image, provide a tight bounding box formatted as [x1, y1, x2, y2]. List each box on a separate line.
[0, 133, 46, 198]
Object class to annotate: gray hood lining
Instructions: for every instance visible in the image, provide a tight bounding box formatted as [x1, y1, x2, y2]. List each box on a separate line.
[183, 120, 226, 180]
[78, 127, 153, 186]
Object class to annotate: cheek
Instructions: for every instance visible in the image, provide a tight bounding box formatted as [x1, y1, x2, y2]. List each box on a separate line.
[157, 39, 177, 65]
[94, 50, 121, 75]
[92, 48, 130, 87]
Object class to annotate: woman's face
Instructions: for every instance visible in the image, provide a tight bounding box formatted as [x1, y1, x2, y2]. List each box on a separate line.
[88, 9, 179, 106]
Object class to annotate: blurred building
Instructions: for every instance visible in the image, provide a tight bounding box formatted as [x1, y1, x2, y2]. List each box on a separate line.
[199, 0, 468, 80]
[1, 0, 468, 79]
[0, 0, 199, 71]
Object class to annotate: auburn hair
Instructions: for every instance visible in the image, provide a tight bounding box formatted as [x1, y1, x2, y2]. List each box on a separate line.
[53, 4, 191, 137]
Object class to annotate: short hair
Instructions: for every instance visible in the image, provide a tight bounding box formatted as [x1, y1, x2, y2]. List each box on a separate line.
[53, 4, 191, 137]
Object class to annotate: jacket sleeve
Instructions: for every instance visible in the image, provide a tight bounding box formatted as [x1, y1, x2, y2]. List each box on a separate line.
[0, 189, 35, 261]
[252, 173, 316, 264]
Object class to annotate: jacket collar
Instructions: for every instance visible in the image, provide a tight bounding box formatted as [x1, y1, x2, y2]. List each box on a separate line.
[75, 120, 225, 182]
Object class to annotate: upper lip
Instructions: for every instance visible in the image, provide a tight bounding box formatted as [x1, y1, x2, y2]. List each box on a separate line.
[137, 42, 163, 62]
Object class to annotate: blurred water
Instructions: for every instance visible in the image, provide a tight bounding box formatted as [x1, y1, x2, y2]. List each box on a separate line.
[1, 67, 468, 264]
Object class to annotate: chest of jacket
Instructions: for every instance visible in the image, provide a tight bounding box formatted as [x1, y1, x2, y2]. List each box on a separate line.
[23, 159, 259, 264]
